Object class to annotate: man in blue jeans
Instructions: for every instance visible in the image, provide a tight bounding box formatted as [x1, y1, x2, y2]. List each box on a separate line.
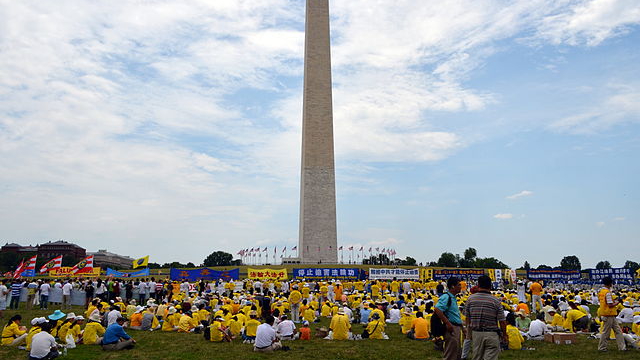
[434, 277, 463, 360]
[102, 317, 136, 351]
[10, 280, 23, 309]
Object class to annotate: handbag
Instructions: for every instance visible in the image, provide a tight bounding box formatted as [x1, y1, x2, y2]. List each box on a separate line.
[361, 321, 379, 338]
[431, 294, 453, 337]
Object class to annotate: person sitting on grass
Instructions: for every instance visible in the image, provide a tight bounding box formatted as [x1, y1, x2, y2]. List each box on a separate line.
[178, 310, 197, 333]
[298, 321, 311, 340]
[254, 316, 283, 352]
[564, 302, 589, 332]
[209, 315, 232, 342]
[26, 317, 47, 352]
[407, 311, 428, 340]
[506, 312, 525, 350]
[329, 308, 351, 340]
[243, 311, 261, 344]
[102, 317, 135, 351]
[83, 313, 106, 345]
[2, 314, 28, 348]
[546, 308, 564, 331]
[56, 313, 75, 342]
[29, 321, 61, 360]
[65, 316, 84, 344]
[161, 307, 180, 332]
[516, 310, 531, 331]
[366, 313, 386, 340]
[399, 308, 416, 335]
[525, 313, 548, 341]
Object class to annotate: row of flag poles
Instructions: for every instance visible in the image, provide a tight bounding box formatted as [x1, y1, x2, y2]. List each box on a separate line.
[237, 246, 397, 265]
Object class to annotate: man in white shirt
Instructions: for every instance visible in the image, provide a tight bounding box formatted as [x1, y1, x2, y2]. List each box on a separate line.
[30, 322, 59, 359]
[386, 304, 401, 323]
[62, 281, 73, 310]
[526, 313, 548, 340]
[617, 302, 634, 324]
[39, 282, 51, 310]
[138, 281, 148, 305]
[276, 315, 296, 340]
[107, 305, 122, 327]
[254, 316, 282, 352]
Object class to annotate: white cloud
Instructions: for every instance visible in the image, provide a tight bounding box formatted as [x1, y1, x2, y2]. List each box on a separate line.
[549, 84, 640, 134]
[613, 217, 626, 221]
[534, 0, 640, 46]
[506, 190, 534, 200]
[596, 221, 606, 227]
[494, 213, 514, 220]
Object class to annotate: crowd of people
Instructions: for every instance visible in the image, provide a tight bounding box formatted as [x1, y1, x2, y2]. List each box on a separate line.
[1, 275, 639, 359]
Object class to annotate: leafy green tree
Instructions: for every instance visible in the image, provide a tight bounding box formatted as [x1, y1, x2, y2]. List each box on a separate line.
[436, 252, 458, 267]
[536, 264, 552, 270]
[560, 255, 581, 270]
[596, 261, 612, 269]
[203, 251, 233, 267]
[401, 256, 417, 266]
[474, 257, 508, 269]
[624, 260, 639, 274]
[147, 262, 161, 269]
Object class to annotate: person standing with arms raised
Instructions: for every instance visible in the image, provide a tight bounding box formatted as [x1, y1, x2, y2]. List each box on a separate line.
[434, 277, 463, 360]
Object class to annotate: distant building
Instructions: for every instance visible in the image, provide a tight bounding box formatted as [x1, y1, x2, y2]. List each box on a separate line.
[37, 240, 86, 260]
[1, 240, 86, 261]
[89, 249, 135, 269]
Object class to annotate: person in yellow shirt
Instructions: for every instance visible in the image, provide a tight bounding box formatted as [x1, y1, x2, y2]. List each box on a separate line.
[83, 313, 106, 345]
[289, 286, 303, 323]
[371, 283, 380, 299]
[66, 316, 84, 344]
[228, 315, 243, 337]
[506, 313, 524, 350]
[162, 307, 180, 332]
[129, 307, 144, 330]
[564, 302, 589, 332]
[2, 314, 28, 347]
[209, 316, 231, 342]
[303, 306, 317, 323]
[329, 309, 351, 340]
[399, 309, 416, 334]
[366, 313, 385, 339]
[26, 317, 46, 351]
[243, 311, 261, 343]
[125, 300, 137, 319]
[321, 302, 332, 318]
[547, 308, 564, 331]
[598, 276, 626, 351]
[57, 313, 76, 343]
[408, 312, 429, 340]
[178, 312, 197, 333]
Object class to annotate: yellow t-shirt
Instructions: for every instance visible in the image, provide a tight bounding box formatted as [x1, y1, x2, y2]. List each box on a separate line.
[66, 324, 82, 343]
[209, 321, 224, 342]
[330, 314, 350, 340]
[26, 326, 41, 350]
[178, 314, 196, 333]
[57, 322, 72, 342]
[411, 317, 429, 339]
[83, 322, 105, 344]
[2, 322, 26, 345]
[245, 319, 261, 337]
[366, 319, 385, 339]
[162, 313, 180, 331]
[507, 324, 524, 350]
[598, 288, 617, 316]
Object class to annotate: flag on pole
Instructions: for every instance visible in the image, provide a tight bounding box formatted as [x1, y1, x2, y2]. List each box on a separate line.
[282, 246, 286, 252]
[348, 246, 354, 250]
[132, 256, 149, 269]
[22, 255, 37, 277]
[359, 246, 363, 251]
[274, 247, 277, 254]
[292, 246, 297, 251]
[39, 255, 62, 274]
[70, 255, 94, 274]
[375, 247, 380, 252]
[263, 247, 267, 252]
[339, 246, 343, 250]
[13, 260, 26, 279]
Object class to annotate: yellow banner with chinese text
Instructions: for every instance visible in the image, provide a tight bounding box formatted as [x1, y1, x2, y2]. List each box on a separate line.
[247, 268, 288, 280]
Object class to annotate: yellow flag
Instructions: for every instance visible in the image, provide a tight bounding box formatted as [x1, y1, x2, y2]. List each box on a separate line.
[488, 269, 496, 282]
[636, 268, 640, 278]
[133, 256, 149, 269]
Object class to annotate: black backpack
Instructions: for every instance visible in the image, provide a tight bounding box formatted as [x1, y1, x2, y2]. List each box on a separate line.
[203, 326, 210, 340]
[430, 294, 453, 337]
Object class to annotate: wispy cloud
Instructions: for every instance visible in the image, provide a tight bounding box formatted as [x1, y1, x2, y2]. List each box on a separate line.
[506, 190, 534, 200]
[494, 213, 514, 220]
[596, 221, 606, 227]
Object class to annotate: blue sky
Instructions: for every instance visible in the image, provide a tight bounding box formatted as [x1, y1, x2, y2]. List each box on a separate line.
[1, 0, 638, 268]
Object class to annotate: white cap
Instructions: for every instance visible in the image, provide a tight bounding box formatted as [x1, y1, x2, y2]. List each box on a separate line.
[66, 312, 76, 319]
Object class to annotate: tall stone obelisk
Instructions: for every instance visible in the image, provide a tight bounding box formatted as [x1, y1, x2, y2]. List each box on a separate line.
[298, 0, 338, 264]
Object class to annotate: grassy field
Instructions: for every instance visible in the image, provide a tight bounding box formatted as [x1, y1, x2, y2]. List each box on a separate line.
[0, 306, 634, 360]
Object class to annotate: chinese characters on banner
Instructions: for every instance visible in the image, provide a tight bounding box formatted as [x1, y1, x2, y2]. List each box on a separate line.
[432, 268, 484, 280]
[247, 268, 288, 280]
[293, 268, 363, 280]
[588, 268, 633, 281]
[526, 269, 580, 281]
[369, 268, 420, 280]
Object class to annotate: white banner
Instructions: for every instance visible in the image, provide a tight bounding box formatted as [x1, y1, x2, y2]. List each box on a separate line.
[369, 268, 420, 280]
[495, 269, 502, 282]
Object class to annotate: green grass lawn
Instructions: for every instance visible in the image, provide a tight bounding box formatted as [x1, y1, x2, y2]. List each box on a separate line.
[0, 306, 634, 360]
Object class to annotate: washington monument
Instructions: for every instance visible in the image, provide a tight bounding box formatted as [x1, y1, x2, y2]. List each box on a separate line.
[298, 0, 338, 264]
